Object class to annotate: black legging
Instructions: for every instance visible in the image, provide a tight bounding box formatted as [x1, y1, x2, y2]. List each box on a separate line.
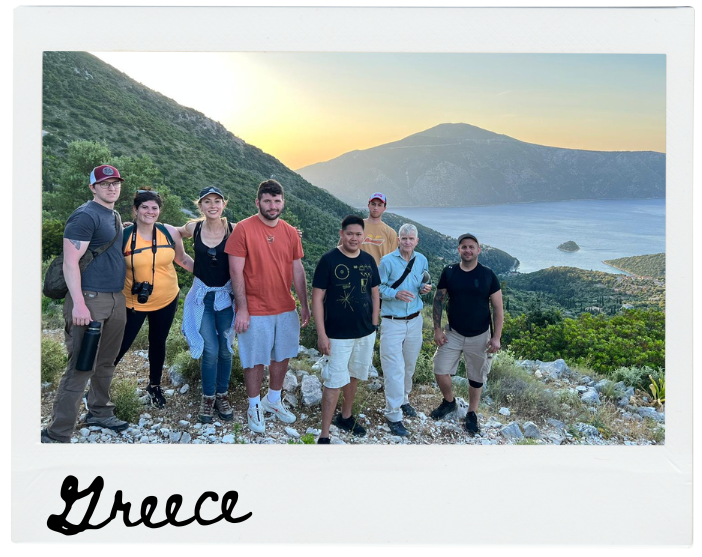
[114, 294, 179, 385]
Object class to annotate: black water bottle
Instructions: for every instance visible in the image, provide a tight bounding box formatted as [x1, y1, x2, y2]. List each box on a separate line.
[76, 321, 101, 371]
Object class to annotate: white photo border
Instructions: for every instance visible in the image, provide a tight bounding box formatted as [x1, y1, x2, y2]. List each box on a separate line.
[13, 5, 693, 544]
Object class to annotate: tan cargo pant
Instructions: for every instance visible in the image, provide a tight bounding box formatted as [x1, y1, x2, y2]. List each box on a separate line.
[46, 290, 126, 442]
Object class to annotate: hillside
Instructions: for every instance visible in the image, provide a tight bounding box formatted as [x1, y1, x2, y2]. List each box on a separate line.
[41, 52, 518, 277]
[604, 253, 665, 278]
[502, 266, 665, 316]
[296, 123, 665, 208]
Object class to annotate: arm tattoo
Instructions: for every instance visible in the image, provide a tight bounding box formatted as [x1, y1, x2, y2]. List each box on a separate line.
[433, 289, 447, 329]
[69, 239, 82, 250]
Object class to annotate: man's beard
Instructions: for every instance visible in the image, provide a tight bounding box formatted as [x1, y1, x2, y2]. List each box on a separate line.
[260, 208, 281, 221]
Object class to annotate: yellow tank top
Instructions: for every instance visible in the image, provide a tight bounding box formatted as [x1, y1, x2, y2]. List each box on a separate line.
[123, 225, 179, 311]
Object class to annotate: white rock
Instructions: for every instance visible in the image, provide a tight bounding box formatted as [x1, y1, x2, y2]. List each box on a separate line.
[499, 407, 511, 416]
[285, 427, 301, 438]
[180, 384, 190, 394]
[165, 389, 175, 397]
[306, 428, 322, 436]
[222, 435, 235, 444]
[178, 420, 190, 427]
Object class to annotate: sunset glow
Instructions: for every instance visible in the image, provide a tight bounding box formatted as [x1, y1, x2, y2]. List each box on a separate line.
[93, 52, 666, 170]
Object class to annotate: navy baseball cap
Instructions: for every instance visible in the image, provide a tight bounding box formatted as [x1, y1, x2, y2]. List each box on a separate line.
[198, 186, 225, 201]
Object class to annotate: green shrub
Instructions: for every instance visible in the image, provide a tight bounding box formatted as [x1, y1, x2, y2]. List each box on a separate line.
[413, 349, 435, 385]
[485, 352, 569, 421]
[165, 319, 188, 364]
[610, 365, 664, 392]
[110, 377, 141, 424]
[41, 296, 65, 329]
[228, 343, 245, 386]
[41, 338, 67, 384]
[172, 350, 201, 385]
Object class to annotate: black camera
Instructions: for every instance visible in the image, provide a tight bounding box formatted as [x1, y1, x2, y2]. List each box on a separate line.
[131, 281, 153, 304]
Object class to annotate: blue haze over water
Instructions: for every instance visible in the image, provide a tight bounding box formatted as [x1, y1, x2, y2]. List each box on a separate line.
[393, 199, 665, 274]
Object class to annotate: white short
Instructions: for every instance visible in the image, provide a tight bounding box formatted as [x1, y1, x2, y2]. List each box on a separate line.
[322, 331, 377, 389]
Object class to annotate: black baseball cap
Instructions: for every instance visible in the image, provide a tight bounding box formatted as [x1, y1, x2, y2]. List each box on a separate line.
[198, 186, 225, 201]
[458, 233, 479, 245]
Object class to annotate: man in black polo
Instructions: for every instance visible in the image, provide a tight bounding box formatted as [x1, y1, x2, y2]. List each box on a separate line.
[42, 165, 129, 443]
[430, 233, 504, 434]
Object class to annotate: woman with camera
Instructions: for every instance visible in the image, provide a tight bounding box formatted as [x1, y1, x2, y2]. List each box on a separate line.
[114, 189, 193, 408]
[179, 187, 237, 424]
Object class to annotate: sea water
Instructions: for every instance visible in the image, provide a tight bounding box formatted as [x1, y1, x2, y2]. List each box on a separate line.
[392, 198, 665, 274]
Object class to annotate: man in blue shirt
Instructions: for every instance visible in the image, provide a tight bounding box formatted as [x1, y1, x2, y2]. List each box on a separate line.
[378, 223, 432, 437]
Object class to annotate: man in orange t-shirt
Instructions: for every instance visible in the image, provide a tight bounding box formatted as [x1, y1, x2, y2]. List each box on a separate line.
[225, 179, 311, 434]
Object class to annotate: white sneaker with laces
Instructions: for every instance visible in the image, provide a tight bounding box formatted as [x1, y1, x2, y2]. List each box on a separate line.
[247, 404, 265, 434]
[261, 395, 297, 423]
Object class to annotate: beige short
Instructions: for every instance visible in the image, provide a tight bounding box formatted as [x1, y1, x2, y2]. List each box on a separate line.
[432, 326, 493, 384]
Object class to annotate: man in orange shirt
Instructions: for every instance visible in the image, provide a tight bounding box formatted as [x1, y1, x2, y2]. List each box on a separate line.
[225, 179, 311, 434]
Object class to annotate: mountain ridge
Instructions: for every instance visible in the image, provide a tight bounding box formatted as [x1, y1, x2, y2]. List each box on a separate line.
[296, 122, 665, 208]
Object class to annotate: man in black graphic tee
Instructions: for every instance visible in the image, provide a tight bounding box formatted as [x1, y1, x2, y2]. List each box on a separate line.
[312, 215, 380, 444]
[430, 233, 504, 435]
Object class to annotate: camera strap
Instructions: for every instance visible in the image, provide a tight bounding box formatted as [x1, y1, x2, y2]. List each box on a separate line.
[130, 224, 157, 292]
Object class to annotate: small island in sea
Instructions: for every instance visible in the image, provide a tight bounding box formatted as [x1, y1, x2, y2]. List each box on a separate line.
[558, 240, 580, 252]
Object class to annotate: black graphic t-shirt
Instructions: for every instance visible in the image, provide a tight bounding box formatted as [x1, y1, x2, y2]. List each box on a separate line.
[437, 262, 500, 338]
[312, 248, 381, 339]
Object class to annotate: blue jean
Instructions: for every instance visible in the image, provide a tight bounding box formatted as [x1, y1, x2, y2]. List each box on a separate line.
[199, 292, 234, 396]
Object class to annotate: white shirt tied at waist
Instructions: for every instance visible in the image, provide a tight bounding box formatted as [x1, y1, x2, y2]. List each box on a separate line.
[182, 277, 236, 359]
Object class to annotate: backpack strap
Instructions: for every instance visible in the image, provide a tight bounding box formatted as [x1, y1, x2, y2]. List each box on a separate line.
[155, 222, 175, 247]
[122, 224, 135, 252]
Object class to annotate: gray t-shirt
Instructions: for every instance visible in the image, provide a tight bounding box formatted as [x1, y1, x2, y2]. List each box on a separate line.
[63, 201, 126, 292]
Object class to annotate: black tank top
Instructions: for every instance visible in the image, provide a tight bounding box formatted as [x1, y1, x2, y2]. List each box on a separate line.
[193, 221, 232, 287]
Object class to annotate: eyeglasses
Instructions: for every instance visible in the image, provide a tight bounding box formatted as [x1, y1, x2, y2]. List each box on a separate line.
[97, 181, 122, 189]
[207, 248, 218, 267]
[137, 189, 160, 195]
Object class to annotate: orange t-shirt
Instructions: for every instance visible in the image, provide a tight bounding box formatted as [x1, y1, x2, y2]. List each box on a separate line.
[224, 215, 303, 316]
[123, 225, 179, 311]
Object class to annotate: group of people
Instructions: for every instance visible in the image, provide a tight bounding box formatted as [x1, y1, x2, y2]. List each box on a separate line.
[41, 164, 503, 444]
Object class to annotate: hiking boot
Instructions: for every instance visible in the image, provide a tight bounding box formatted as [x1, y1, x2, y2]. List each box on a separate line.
[85, 413, 129, 432]
[41, 428, 66, 443]
[387, 419, 410, 437]
[214, 392, 234, 421]
[401, 403, 417, 417]
[199, 395, 216, 424]
[465, 411, 480, 435]
[317, 437, 331, 444]
[146, 384, 166, 408]
[247, 403, 265, 434]
[333, 413, 366, 437]
[430, 398, 456, 420]
[261, 395, 296, 423]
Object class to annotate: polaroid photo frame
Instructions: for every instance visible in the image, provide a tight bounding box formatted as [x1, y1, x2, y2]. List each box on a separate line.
[13, 5, 693, 545]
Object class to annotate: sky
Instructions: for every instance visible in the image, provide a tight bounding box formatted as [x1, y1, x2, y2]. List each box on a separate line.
[92, 52, 666, 170]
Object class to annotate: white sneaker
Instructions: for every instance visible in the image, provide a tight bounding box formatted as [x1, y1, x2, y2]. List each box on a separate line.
[261, 395, 297, 424]
[247, 404, 265, 434]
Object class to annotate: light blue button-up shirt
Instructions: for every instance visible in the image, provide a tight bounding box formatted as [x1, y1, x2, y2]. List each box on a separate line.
[378, 248, 429, 318]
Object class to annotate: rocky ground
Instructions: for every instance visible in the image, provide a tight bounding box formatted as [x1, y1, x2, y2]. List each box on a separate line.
[41, 330, 665, 446]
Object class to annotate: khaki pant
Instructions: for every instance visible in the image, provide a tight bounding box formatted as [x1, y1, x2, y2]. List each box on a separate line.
[432, 326, 493, 384]
[46, 290, 126, 442]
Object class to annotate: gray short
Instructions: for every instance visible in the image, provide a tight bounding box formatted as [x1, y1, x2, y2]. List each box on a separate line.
[236, 310, 300, 369]
[432, 326, 493, 384]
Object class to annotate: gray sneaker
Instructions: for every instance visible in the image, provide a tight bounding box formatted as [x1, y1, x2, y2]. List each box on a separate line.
[85, 413, 129, 432]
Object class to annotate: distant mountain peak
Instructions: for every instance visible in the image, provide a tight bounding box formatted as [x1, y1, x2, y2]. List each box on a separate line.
[411, 122, 510, 141]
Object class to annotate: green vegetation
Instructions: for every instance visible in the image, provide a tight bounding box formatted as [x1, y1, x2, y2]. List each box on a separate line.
[604, 253, 665, 278]
[502, 266, 665, 316]
[484, 352, 577, 421]
[610, 365, 664, 392]
[41, 338, 67, 384]
[648, 374, 665, 406]
[503, 309, 665, 378]
[110, 377, 141, 424]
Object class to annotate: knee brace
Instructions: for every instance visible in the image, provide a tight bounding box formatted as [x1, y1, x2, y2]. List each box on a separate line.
[469, 379, 483, 389]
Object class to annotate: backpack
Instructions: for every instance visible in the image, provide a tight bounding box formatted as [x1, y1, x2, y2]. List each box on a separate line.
[42, 213, 121, 300]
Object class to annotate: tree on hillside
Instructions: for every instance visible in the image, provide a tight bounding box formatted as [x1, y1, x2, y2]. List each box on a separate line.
[42, 140, 184, 226]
